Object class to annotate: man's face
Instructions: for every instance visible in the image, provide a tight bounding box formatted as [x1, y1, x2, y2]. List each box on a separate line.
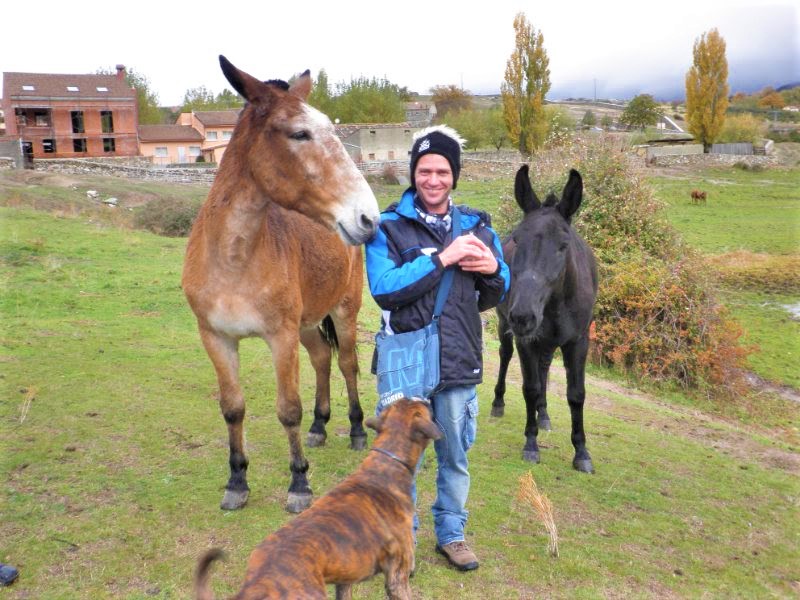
[414, 154, 453, 214]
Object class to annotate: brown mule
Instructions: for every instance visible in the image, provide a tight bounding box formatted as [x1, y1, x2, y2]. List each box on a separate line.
[182, 56, 380, 513]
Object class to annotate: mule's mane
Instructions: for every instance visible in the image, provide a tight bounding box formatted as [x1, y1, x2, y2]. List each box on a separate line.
[543, 193, 558, 208]
[263, 79, 290, 91]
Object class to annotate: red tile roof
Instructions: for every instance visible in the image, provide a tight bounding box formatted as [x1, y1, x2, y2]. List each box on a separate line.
[193, 110, 241, 126]
[138, 125, 203, 142]
[2, 71, 136, 100]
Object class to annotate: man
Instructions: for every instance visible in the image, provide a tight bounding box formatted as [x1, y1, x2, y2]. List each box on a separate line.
[365, 125, 510, 571]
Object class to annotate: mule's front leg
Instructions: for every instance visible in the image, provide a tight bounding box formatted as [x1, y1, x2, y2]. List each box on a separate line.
[200, 330, 250, 510]
[491, 311, 514, 417]
[517, 342, 543, 463]
[271, 332, 314, 512]
[563, 338, 594, 473]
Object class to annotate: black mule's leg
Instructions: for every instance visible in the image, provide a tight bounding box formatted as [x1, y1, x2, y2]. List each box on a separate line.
[562, 336, 594, 473]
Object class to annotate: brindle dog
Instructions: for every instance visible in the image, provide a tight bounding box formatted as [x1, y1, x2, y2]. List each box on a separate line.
[195, 399, 441, 600]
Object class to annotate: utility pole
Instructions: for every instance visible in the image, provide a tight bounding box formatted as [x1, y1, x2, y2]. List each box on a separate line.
[593, 78, 597, 103]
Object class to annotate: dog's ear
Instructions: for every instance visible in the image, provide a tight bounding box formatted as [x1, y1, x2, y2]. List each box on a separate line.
[365, 415, 382, 432]
[415, 416, 442, 441]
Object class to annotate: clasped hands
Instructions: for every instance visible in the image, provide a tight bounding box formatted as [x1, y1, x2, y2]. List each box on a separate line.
[438, 233, 498, 275]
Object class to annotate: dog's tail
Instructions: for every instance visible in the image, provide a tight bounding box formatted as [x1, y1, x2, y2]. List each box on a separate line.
[195, 548, 225, 600]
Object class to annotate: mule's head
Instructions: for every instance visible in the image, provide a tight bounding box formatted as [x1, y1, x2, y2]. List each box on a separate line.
[506, 165, 584, 340]
[218, 56, 379, 245]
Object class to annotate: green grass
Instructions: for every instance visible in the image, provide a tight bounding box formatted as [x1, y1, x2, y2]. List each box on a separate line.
[2, 207, 798, 599]
[647, 166, 800, 389]
[647, 167, 800, 255]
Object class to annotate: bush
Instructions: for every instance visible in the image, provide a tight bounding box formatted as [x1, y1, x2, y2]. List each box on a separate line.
[133, 197, 202, 237]
[496, 135, 751, 399]
[717, 113, 767, 144]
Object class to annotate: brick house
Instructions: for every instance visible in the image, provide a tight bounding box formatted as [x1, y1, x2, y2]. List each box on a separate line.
[175, 110, 240, 163]
[1, 66, 138, 159]
[138, 124, 204, 166]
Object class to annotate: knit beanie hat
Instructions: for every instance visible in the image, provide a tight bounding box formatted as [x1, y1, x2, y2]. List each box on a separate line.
[409, 125, 466, 190]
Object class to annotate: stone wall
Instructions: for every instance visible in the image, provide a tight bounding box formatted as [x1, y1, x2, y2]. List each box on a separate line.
[32, 158, 217, 183]
[650, 153, 776, 168]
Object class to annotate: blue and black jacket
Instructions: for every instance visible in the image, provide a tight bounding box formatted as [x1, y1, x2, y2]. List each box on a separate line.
[366, 189, 510, 388]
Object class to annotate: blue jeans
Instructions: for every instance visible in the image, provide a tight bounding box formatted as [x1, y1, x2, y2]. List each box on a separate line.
[376, 385, 478, 546]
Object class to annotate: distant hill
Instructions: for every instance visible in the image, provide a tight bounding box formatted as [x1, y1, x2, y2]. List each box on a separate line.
[777, 82, 800, 91]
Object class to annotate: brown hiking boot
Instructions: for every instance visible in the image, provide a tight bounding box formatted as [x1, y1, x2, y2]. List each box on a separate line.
[435, 541, 479, 571]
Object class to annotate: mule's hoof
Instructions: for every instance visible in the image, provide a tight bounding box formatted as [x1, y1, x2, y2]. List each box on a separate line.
[573, 458, 595, 474]
[306, 432, 327, 448]
[350, 435, 367, 451]
[538, 418, 552, 432]
[286, 492, 313, 513]
[490, 405, 505, 418]
[220, 489, 249, 511]
[522, 450, 540, 463]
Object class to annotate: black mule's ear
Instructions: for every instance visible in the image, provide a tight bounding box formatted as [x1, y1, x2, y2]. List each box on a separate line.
[514, 165, 541, 214]
[557, 169, 583, 222]
[289, 70, 312, 100]
[219, 55, 273, 104]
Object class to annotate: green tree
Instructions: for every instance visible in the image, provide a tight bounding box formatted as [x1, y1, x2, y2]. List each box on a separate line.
[501, 12, 551, 154]
[444, 109, 486, 150]
[214, 88, 243, 109]
[600, 114, 614, 129]
[685, 28, 729, 151]
[97, 66, 162, 124]
[581, 110, 597, 128]
[620, 94, 661, 131]
[179, 86, 243, 113]
[430, 85, 472, 120]
[329, 76, 406, 123]
[308, 69, 334, 116]
[485, 107, 509, 149]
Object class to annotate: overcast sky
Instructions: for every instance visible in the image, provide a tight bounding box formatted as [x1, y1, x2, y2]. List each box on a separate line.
[2, 1, 798, 105]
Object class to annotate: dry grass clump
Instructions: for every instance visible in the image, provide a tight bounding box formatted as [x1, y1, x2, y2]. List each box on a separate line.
[706, 252, 800, 294]
[516, 471, 559, 557]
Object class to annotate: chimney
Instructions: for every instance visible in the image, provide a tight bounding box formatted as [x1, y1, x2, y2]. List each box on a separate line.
[115, 64, 126, 80]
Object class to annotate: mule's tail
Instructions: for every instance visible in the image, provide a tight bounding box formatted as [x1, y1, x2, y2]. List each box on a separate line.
[319, 315, 339, 352]
[195, 548, 225, 600]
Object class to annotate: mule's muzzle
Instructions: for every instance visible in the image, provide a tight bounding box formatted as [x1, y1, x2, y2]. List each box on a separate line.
[337, 213, 379, 246]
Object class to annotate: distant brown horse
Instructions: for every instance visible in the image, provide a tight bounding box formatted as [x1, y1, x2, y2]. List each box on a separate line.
[690, 189, 707, 204]
[182, 56, 380, 513]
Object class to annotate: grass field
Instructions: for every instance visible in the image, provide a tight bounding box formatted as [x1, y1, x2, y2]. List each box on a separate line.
[646, 165, 800, 390]
[1, 195, 799, 598]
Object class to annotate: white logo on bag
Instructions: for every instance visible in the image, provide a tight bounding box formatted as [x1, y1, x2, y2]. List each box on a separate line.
[419, 138, 430, 152]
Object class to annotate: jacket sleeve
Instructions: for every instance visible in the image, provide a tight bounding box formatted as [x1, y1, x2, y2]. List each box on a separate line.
[365, 218, 444, 310]
[475, 224, 510, 312]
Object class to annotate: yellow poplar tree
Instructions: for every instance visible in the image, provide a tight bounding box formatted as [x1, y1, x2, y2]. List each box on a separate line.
[501, 13, 550, 155]
[685, 28, 729, 151]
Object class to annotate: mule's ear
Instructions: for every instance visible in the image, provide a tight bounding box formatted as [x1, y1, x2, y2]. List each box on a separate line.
[365, 415, 382, 433]
[289, 70, 312, 101]
[219, 55, 270, 104]
[557, 169, 583, 222]
[515, 165, 541, 213]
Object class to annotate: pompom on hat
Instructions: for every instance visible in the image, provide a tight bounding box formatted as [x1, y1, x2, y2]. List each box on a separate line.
[409, 125, 466, 190]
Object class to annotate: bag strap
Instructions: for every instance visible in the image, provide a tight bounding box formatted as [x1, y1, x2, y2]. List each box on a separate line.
[432, 206, 461, 319]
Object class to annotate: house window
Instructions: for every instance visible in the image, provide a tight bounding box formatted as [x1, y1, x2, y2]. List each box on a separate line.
[154, 147, 168, 157]
[207, 131, 218, 140]
[34, 111, 50, 127]
[96, 86, 108, 92]
[101, 111, 114, 133]
[370, 130, 376, 135]
[189, 146, 201, 157]
[368, 153, 376, 160]
[67, 86, 79, 92]
[22, 85, 34, 91]
[103, 138, 116, 153]
[73, 139, 87, 153]
[71, 111, 85, 134]
[43, 139, 56, 153]
[222, 131, 232, 140]
[15, 109, 27, 126]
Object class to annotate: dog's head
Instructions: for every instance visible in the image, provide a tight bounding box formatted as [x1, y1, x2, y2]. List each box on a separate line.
[365, 398, 442, 444]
